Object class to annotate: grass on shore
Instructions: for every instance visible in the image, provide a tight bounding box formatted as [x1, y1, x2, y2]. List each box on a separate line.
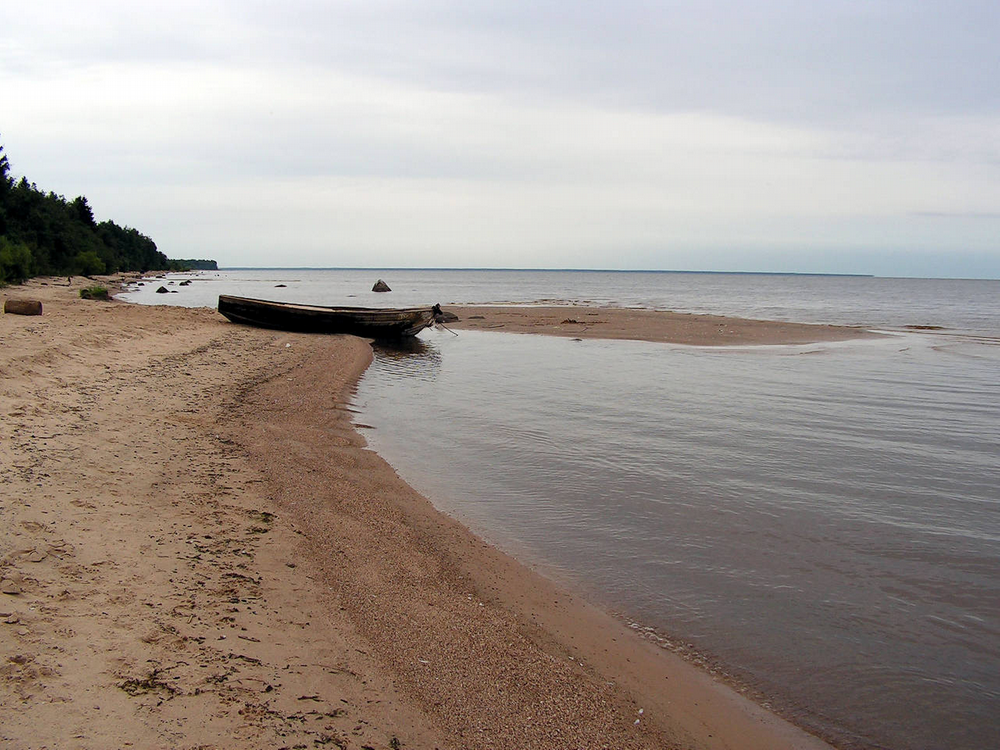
[79, 285, 110, 300]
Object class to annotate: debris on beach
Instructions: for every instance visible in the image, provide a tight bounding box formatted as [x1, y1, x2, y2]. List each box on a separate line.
[3, 299, 43, 316]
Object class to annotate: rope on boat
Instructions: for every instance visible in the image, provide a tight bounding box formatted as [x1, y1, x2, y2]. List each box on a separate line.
[431, 304, 459, 335]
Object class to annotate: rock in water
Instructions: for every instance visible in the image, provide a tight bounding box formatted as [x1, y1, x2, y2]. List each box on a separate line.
[3, 299, 43, 316]
[372, 279, 391, 292]
[156, 286, 169, 294]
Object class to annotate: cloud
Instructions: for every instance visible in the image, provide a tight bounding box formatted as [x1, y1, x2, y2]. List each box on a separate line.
[912, 211, 1000, 219]
[1, 1, 998, 275]
[8, 1, 999, 120]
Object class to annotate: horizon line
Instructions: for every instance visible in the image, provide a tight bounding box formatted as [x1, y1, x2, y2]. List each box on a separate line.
[216, 266, 877, 278]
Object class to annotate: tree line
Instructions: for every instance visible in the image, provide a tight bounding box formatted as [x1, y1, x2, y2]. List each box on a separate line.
[0, 136, 173, 285]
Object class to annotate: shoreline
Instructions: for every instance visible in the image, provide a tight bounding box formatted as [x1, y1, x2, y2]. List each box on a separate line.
[2, 276, 835, 748]
[445, 304, 879, 345]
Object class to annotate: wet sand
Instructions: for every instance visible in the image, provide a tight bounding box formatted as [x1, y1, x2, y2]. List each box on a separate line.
[446, 305, 877, 345]
[1, 277, 837, 749]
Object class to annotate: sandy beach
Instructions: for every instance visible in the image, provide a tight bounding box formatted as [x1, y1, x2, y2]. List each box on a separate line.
[0, 278, 849, 749]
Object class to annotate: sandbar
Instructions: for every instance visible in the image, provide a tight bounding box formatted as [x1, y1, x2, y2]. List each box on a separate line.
[445, 304, 877, 345]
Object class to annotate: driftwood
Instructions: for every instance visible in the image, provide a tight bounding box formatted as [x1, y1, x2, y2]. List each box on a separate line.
[4, 299, 43, 316]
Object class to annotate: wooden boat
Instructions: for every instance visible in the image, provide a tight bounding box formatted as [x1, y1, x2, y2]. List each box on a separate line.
[218, 295, 442, 338]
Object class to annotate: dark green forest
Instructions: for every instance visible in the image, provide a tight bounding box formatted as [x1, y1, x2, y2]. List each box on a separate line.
[0, 136, 172, 285]
[168, 258, 218, 271]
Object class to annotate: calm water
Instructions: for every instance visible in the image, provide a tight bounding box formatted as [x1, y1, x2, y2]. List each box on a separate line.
[355, 332, 999, 750]
[129, 270, 1000, 749]
[120, 268, 1000, 336]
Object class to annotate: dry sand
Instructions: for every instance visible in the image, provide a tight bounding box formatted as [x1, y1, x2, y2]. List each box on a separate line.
[1, 278, 842, 749]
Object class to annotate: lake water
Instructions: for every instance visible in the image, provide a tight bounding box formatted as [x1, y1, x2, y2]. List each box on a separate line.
[124, 269, 1000, 750]
[120, 267, 1000, 335]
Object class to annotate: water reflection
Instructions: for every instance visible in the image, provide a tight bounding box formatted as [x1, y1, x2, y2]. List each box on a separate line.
[370, 335, 443, 379]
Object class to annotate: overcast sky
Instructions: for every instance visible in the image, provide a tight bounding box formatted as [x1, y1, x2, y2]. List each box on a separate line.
[2, 1, 998, 277]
